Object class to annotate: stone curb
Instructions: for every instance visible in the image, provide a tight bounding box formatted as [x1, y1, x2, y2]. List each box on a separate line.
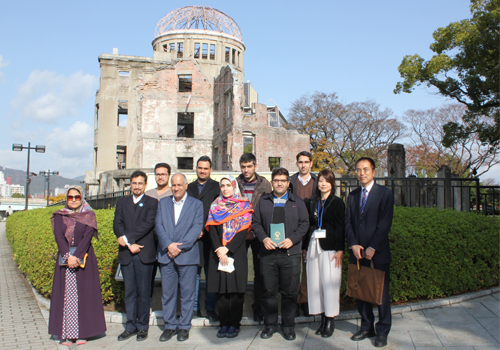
[30, 281, 499, 327]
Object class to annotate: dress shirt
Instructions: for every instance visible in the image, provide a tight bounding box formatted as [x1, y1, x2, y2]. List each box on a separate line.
[197, 181, 206, 195]
[173, 193, 187, 225]
[298, 174, 312, 186]
[360, 180, 376, 252]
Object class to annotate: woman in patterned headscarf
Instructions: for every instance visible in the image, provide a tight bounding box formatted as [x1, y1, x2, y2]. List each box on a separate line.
[48, 186, 106, 345]
[205, 175, 253, 339]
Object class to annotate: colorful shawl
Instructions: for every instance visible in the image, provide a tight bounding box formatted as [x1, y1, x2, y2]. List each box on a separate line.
[205, 175, 253, 246]
[50, 186, 98, 244]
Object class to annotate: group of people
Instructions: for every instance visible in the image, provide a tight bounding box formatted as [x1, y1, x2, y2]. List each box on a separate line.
[48, 151, 393, 348]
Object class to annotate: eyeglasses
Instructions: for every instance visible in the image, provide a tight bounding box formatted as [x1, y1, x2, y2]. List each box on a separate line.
[155, 173, 169, 177]
[355, 167, 373, 174]
[67, 195, 82, 201]
[272, 179, 289, 184]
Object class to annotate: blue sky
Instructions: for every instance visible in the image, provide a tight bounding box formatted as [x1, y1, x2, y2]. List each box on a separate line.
[1, 0, 497, 182]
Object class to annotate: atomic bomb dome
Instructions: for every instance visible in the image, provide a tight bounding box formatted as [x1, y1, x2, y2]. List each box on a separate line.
[154, 5, 243, 42]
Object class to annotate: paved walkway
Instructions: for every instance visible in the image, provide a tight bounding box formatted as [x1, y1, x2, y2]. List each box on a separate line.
[2, 222, 499, 349]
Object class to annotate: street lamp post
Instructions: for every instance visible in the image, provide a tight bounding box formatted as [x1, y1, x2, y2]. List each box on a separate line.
[39, 170, 59, 207]
[12, 142, 46, 210]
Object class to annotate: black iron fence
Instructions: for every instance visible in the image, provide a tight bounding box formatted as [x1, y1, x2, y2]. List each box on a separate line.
[84, 189, 131, 210]
[338, 177, 499, 216]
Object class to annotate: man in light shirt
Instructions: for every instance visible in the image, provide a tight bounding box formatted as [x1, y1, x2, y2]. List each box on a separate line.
[145, 163, 173, 200]
[155, 173, 204, 342]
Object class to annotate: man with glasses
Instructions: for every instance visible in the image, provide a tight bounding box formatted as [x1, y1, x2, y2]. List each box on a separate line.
[346, 157, 394, 348]
[252, 168, 309, 341]
[145, 163, 172, 200]
[289, 151, 317, 316]
[114, 171, 158, 342]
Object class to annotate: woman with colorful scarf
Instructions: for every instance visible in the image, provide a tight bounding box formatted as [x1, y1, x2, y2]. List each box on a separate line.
[48, 186, 106, 345]
[205, 175, 253, 339]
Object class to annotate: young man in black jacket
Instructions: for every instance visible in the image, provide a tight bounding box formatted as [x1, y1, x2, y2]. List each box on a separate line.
[236, 153, 272, 322]
[252, 168, 309, 341]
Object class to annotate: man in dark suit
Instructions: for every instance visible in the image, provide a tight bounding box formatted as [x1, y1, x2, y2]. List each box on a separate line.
[156, 173, 204, 342]
[186, 156, 220, 322]
[345, 157, 394, 348]
[113, 170, 158, 342]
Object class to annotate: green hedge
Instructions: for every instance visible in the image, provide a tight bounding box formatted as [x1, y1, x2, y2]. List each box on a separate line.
[5, 206, 499, 305]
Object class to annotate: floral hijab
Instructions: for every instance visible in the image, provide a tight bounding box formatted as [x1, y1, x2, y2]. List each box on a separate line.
[50, 185, 98, 245]
[205, 175, 253, 246]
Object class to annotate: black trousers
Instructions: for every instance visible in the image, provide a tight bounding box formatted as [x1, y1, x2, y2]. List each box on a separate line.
[357, 261, 391, 336]
[260, 253, 301, 330]
[121, 254, 154, 332]
[217, 293, 245, 327]
[246, 239, 263, 313]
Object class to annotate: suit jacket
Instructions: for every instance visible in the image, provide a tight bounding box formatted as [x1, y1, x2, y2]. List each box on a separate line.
[113, 194, 158, 265]
[345, 183, 394, 265]
[155, 194, 204, 266]
[187, 178, 220, 264]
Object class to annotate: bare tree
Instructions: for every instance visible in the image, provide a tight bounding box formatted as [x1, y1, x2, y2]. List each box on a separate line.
[404, 104, 499, 177]
[287, 92, 406, 173]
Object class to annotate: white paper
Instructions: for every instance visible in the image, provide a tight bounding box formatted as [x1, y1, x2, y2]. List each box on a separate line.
[313, 229, 326, 239]
[218, 257, 235, 273]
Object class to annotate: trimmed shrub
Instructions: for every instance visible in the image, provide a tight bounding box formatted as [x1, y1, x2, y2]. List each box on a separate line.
[6, 206, 499, 305]
[6, 206, 124, 304]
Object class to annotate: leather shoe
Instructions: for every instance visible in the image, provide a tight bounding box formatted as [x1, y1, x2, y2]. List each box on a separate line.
[375, 335, 388, 347]
[159, 329, 177, 342]
[253, 309, 264, 322]
[177, 329, 189, 341]
[206, 310, 220, 323]
[136, 330, 148, 341]
[282, 328, 296, 341]
[321, 317, 335, 338]
[260, 327, 275, 339]
[350, 330, 376, 341]
[315, 313, 326, 335]
[117, 330, 137, 341]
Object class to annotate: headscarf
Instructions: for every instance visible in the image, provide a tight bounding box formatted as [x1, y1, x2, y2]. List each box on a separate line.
[50, 185, 98, 245]
[205, 175, 253, 246]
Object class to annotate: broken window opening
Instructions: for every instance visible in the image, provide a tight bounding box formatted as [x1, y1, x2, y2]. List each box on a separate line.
[225, 92, 232, 119]
[237, 51, 240, 66]
[232, 49, 237, 64]
[269, 157, 281, 171]
[177, 42, 184, 58]
[243, 133, 255, 154]
[118, 100, 128, 127]
[117, 146, 127, 170]
[178, 74, 192, 92]
[94, 147, 98, 167]
[210, 44, 215, 60]
[177, 157, 193, 170]
[119, 71, 130, 77]
[170, 43, 175, 52]
[95, 104, 99, 130]
[268, 108, 279, 128]
[225, 47, 230, 63]
[222, 140, 228, 170]
[177, 112, 194, 138]
[202, 43, 208, 59]
[194, 43, 200, 59]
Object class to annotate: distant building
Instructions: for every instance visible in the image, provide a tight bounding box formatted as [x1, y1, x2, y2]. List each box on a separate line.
[0, 171, 25, 198]
[87, 5, 309, 195]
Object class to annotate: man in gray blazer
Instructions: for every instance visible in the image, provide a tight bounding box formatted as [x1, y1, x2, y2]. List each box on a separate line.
[155, 173, 204, 342]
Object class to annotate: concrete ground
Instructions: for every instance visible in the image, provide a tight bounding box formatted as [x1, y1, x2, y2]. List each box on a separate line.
[1, 222, 498, 350]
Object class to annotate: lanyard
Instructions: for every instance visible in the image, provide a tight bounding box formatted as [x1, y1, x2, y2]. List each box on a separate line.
[317, 199, 326, 229]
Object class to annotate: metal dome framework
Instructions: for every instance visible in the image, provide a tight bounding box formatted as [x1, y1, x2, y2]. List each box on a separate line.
[154, 6, 243, 42]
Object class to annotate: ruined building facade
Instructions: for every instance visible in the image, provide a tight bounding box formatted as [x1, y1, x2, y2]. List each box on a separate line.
[88, 6, 309, 193]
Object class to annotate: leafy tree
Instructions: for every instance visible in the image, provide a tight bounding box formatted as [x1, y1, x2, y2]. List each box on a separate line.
[49, 194, 67, 204]
[394, 0, 499, 147]
[404, 104, 499, 177]
[11, 193, 25, 198]
[286, 92, 405, 174]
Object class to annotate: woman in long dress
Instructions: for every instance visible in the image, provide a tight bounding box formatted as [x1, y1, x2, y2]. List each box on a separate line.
[304, 170, 345, 338]
[205, 175, 253, 339]
[49, 186, 106, 345]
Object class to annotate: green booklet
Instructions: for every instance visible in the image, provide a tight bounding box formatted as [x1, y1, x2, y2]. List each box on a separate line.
[270, 223, 285, 246]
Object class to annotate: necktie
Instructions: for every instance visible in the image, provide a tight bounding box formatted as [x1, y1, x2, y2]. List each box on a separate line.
[361, 188, 368, 213]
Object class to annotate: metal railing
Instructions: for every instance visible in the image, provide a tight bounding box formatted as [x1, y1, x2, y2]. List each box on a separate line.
[84, 189, 131, 210]
[337, 177, 499, 215]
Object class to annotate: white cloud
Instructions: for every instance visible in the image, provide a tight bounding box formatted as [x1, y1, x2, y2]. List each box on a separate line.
[0, 54, 9, 82]
[11, 70, 98, 123]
